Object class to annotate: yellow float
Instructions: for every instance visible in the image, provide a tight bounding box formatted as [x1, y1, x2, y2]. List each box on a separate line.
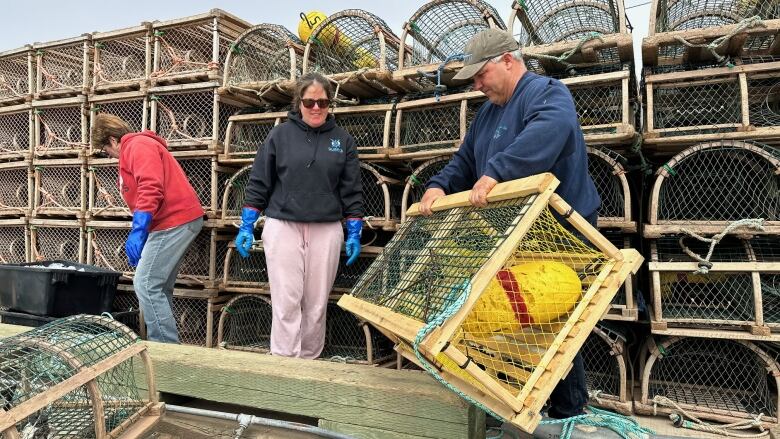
[463, 261, 582, 335]
[297, 10, 378, 70]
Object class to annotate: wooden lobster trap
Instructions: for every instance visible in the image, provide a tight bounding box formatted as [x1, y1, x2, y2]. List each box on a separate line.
[0, 218, 29, 264]
[332, 102, 394, 161]
[338, 173, 642, 433]
[401, 155, 451, 223]
[645, 140, 780, 238]
[391, 89, 485, 160]
[32, 95, 89, 158]
[392, 0, 506, 87]
[0, 160, 32, 217]
[150, 9, 251, 86]
[219, 109, 287, 164]
[582, 324, 633, 415]
[644, 60, 780, 150]
[0, 103, 33, 162]
[509, 0, 633, 75]
[88, 91, 149, 157]
[602, 230, 639, 321]
[587, 146, 635, 232]
[149, 81, 255, 152]
[28, 218, 84, 263]
[32, 158, 86, 219]
[91, 23, 152, 94]
[116, 284, 228, 348]
[649, 234, 780, 339]
[0, 315, 163, 439]
[302, 9, 417, 98]
[86, 158, 127, 219]
[32, 34, 91, 99]
[643, 0, 780, 67]
[635, 336, 780, 429]
[0, 45, 34, 107]
[216, 295, 395, 365]
[222, 242, 382, 297]
[221, 24, 304, 104]
[361, 162, 402, 231]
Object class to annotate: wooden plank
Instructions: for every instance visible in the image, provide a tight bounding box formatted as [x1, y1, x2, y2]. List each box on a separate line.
[649, 262, 780, 271]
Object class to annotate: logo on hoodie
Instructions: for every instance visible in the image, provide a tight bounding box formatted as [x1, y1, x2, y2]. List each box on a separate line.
[493, 125, 508, 140]
[329, 138, 343, 153]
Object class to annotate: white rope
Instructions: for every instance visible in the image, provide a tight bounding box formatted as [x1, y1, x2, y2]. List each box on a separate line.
[679, 218, 765, 274]
[652, 396, 769, 438]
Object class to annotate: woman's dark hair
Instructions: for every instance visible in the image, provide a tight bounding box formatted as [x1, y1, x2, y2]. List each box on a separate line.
[293, 72, 334, 109]
[91, 113, 132, 150]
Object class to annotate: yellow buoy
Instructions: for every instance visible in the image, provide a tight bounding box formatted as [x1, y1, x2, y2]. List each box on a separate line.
[298, 11, 328, 43]
[298, 10, 379, 70]
[464, 261, 582, 335]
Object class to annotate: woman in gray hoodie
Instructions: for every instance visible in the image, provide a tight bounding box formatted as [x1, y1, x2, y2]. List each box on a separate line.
[234, 72, 363, 359]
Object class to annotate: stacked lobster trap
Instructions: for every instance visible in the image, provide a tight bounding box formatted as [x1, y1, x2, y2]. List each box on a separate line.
[641, 0, 780, 155]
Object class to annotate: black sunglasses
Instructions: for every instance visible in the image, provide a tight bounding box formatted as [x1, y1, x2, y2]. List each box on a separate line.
[301, 98, 330, 109]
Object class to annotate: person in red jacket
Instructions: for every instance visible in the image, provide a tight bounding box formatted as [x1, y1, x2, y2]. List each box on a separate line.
[91, 113, 204, 343]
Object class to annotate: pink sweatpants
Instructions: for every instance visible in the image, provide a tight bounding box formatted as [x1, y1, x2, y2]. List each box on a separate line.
[261, 217, 343, 359]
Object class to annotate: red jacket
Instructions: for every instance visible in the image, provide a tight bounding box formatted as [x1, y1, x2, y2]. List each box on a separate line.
[119, 131, 204, 232]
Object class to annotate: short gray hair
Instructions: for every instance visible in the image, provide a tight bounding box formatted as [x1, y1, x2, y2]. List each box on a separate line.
[490, 49, 523, 63]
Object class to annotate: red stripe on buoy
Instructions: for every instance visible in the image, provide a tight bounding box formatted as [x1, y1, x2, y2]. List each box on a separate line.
[496, 269, 533, 326]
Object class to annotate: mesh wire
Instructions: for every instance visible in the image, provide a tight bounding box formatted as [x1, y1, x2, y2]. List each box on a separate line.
[324, 302, 394, 363]
[224, 112, 286, 161]
[361, 163, 397, 223]
[0, 109, 31, 157]
[398, 94, 486, 154]
[0, 50, 30, 102]
[646, 337, 778, 420]
[37, 43, 87, 93]
[587, 147, 627, 221]
[0, 225, 27, 264]
[748, 76, 780, 128]
[35, 105, 86, 154]
[88, 227, 131, 274]
[0, 315, 146, 438]
[93, 33, 148, 86]
[176, 229, 213, 284]
[582, 325, 625, 402]
[654, 0, 780, 33]
[406, 0, 505, 67]
[654, 237, 756, 322]
[571, 74, 625, 134]
[225, 246, 268, 289]
[91, 98, 146, 140]
[333, 250, 379, 291]
[31, 225, 81, 262]
[152, 89, 241, 147]
[307, 10, 400, 74]
[403, 157, 450, 217]
[603, 230, 630, 306]
[218, 294, 272, 351]
[656, 142, 780, 222]
[153, 17, 240, 79]
[221, 165, 251, 223]
[0, 164, 29, 213]
[35, 164, 83, 214]
[111, 290, 142, 337]
[171, 295, 216, 346]
[352, 195, 610, 396]
[652, 78, 742, 136]
[89, 163, 127, 217]
[333, 108, 391, 156]
[226, 24, 302, 86]
[513, 0, 622, 45]
[177, 156, 216, 213]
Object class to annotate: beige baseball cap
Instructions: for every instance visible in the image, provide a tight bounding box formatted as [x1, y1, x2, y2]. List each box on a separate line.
[452, 29, 520, 81]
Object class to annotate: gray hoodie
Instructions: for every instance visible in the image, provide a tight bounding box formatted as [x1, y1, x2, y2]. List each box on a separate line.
[243, 111, 363, 222]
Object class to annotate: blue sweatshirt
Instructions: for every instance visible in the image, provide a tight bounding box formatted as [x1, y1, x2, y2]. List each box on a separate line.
[427, 72, 600, 219]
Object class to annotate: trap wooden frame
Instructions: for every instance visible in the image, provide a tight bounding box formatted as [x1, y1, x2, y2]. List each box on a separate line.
[643, 18, 780, 67]
[91, 23, 152, 95]
[32, 95, 89, 159]
[338, 172, 642, 433]
[28, 218, 85, 263]
[31, 157, 87, 219]
[0, 103, 34, 162]
[32, 34, 91, 100]
[0, 318, 163, 439]
[509, 0, 629, 46]
[87, 90, 150, 157]
[0, 45, 34, 107]
[645, 141, 780, 238]
[634, 336, 780, 428]
[587, 147, 635, 232]
[219, 111, 287, 165]
[648, 238, 780, 340]
[643, 60, 780, 151]
[0, 160, 32, 218]
[0, 217, 30, 264]
[585, 325, 633, 415]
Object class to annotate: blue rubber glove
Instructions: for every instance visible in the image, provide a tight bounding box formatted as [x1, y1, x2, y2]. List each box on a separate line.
[235, 207, 261, 258]
[126, 211, 153, 267]
[345, 218, 362, 266]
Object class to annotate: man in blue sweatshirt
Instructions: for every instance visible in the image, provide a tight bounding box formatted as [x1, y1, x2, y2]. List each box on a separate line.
[419, 29, 600, 419]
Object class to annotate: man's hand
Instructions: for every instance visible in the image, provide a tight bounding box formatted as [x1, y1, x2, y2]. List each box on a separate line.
[419, 187, 445, 216]
[469, 175, 498, 208]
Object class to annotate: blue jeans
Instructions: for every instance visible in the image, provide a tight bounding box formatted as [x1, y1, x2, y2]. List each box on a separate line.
[547, 210, 598, 419]
[134, 217, 203, 343]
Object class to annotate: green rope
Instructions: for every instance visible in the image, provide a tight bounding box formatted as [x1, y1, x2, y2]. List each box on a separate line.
[661, 163, 676, 176]
[539, 406, 655, 439]
[515, 0, 528, 11]
[410, 174, 421, 186]
[672, 16, 765, 67]
[412, 280, 505, 421]
[524, 32, 604, 71]
[629, 136, 653, 176]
